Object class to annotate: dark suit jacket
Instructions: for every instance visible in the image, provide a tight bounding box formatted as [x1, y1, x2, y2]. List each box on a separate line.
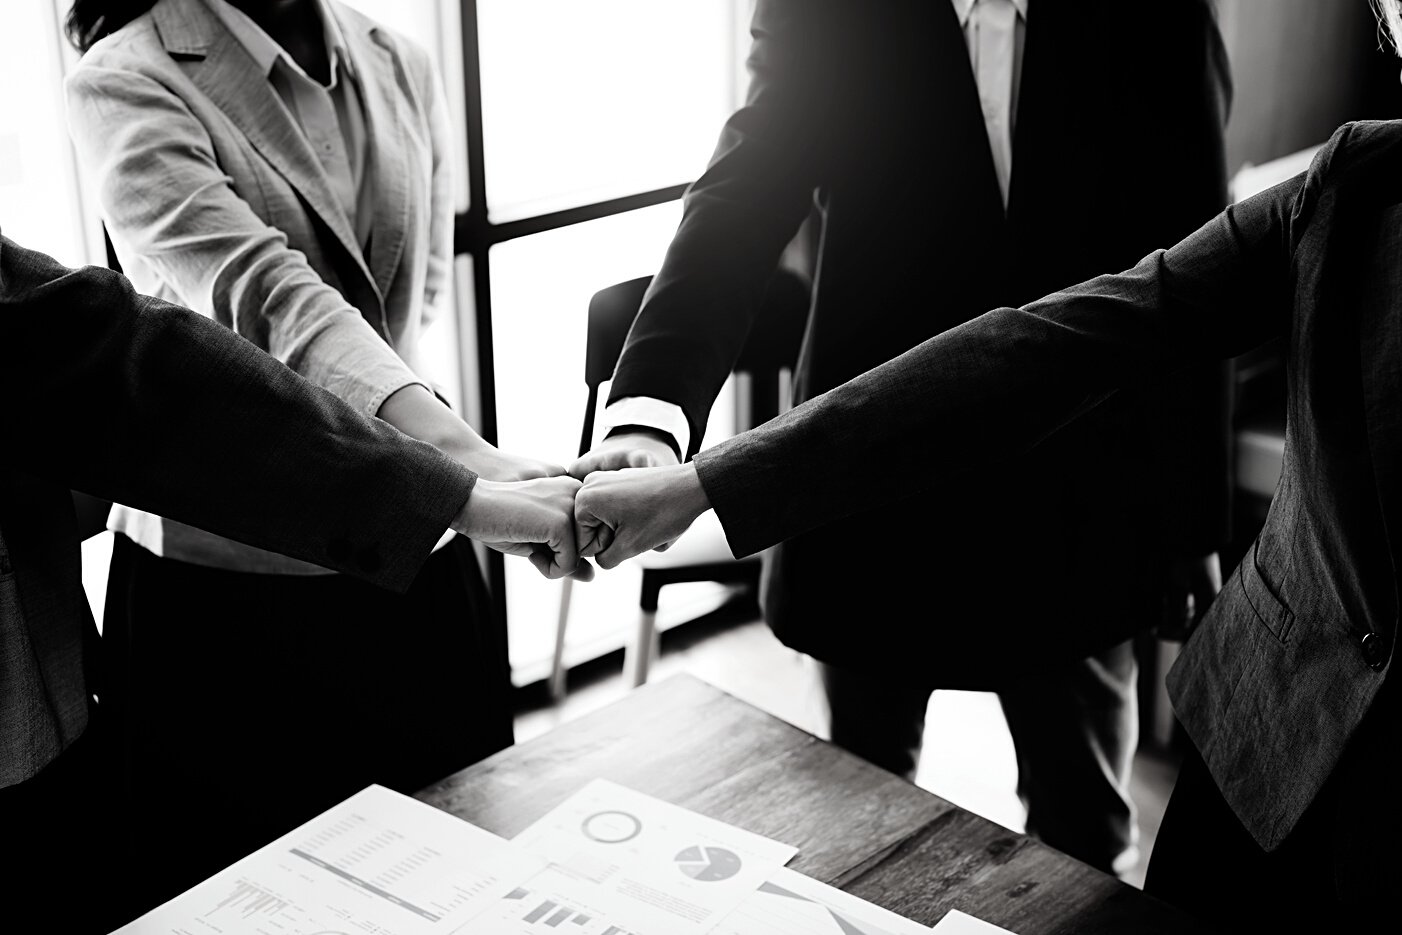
[0, 234, 476, 788]
[695, 121, 1402, 850]
[609, 0, 1233, 682]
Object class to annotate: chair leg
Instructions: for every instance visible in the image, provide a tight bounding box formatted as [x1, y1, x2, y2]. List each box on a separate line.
[625, 607, 659, 688]
[549, 576, 574, 703]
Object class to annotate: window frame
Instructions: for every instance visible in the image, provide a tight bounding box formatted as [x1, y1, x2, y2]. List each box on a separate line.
[450, 0, 749, 624]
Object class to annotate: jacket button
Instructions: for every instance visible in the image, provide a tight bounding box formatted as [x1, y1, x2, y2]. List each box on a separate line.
[1361, 632, 1387, 670]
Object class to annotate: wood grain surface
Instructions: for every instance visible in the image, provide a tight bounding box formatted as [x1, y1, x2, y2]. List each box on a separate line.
[418, 673, 1211, 934]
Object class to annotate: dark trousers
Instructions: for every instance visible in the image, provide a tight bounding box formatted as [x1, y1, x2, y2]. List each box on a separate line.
[1146, 693, 1399, 929]
[101, 534, 513, 927]
[0, 717, 123, 935]
[820, 639, 1138, 875]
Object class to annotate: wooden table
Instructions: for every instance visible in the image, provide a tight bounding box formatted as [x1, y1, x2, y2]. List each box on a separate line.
[418, 674, 1208, 934]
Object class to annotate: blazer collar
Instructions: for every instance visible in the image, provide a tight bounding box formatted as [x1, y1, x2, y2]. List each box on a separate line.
[200, 0, 357, 83]
[150, 0, 383, 307]
[339, 12, 410, 298]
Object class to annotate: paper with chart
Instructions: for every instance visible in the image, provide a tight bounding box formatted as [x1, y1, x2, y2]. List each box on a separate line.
[712, 867, 933, 935]
[503, 779, 798, 935]
[113, 784, 545, 935]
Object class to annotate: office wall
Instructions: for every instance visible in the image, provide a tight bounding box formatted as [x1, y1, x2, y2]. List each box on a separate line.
[1217, 0, 1393, 173]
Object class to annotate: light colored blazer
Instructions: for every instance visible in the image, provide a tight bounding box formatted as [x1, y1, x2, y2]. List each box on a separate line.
[65, 0, 454, 574]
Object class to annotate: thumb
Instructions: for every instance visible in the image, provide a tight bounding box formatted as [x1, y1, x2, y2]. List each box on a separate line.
[573, 494, 611, 558]
[570, 449, 627, 480]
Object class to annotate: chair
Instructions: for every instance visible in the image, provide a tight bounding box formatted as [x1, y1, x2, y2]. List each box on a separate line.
[549, 269, 810, 699]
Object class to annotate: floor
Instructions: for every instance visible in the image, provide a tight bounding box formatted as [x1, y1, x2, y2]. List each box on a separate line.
[515, 594, 1179, 891]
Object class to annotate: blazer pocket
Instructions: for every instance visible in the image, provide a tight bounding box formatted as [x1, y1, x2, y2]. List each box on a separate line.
[1240, 539, 1295, 643]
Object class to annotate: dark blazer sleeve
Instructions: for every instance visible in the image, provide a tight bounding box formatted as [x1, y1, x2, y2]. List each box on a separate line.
[0, 235, 474, 592]
[695, 165, 1316, 559]
[606, 0, 840, 454]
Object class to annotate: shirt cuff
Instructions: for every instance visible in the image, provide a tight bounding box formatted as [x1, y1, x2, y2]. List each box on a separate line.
[601, 397, 691, 456]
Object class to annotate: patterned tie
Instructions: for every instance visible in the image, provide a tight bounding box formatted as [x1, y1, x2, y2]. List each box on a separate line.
[971, 0, 1016, 208]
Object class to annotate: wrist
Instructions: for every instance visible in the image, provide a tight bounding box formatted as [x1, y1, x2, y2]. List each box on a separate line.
[379, 383, 490, 456]
[673, 462, 710, 521]
[452, 478, 500, 537]
[607, 425, 682, 461]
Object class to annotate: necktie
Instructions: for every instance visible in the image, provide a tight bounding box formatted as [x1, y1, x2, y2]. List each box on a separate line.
[971, 0, 1016, 208]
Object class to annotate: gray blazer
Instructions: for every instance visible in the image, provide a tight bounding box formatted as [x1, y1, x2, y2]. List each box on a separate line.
[695, 120, 1401, 851]
[0, 234, 475, 788]
[65, 0, 454, 573]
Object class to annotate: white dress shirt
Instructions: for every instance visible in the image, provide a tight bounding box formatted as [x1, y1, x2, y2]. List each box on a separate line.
[604, 0, 1028, 459]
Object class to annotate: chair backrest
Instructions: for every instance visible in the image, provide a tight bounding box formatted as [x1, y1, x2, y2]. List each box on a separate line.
[577, 269, 810, 457]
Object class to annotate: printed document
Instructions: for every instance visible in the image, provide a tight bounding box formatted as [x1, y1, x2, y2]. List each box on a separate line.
[714, 867, 935, 935]
[505, 779, 798, 935]
[930, 909, 1020, 934]
[113, 785, 545, 935]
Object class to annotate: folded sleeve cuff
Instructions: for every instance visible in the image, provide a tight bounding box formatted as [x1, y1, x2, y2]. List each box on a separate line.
[600, 396, 692, 456]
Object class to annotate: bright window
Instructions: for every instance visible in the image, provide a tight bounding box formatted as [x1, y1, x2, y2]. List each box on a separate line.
[478, 0, 740, 221]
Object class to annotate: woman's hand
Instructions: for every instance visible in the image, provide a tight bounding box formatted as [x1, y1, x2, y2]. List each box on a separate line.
[377, 384, 567, 480]
[453, 446, 567, 483]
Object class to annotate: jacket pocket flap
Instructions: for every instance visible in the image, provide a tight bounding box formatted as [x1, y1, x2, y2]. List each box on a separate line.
[1240, 539, 1295, 642]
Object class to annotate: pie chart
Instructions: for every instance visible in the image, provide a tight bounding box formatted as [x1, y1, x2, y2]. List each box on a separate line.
[674, 845, 742, 882]
[582, 810, 642, 844]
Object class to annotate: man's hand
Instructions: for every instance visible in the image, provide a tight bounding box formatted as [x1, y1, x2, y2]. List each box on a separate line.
[569, 429, 680, 479]
[1159, 551, 1222, 640]
[452, 476, 594, 581]
[573, 463, 713, 570]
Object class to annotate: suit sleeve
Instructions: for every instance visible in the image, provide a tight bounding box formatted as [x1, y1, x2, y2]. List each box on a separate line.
[695, 153, 1322, 559]
[64, 62, 424, 418]
[606, 0, 841, 455]
[0, 235, 474, 593]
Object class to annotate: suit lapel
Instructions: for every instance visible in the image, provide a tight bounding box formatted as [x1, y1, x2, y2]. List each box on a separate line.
[920, 0, 1004, 221]
[1006, 0, 1086, 219]
[341, 13, 410, 299]
[1357, 201, 1402, 590]
[151, 0, 380, 303]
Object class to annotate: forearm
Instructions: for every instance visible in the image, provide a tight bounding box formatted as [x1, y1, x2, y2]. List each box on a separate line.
[376, 383, 490, 461]
[67, 64, 422, 417]
[696, 198, 1294, 559]
[2, 240, 472, 591]
[608, 0, 837, 451]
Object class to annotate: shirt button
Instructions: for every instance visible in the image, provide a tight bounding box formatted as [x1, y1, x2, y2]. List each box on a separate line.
[1360, 631, 1387, 670]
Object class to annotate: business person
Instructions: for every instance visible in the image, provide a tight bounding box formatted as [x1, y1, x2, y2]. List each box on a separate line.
[573, 91, 1402, 934]
[61, 0, 546, 907]
[0, 232, 585, 933]
[572, 0, 1232, 873]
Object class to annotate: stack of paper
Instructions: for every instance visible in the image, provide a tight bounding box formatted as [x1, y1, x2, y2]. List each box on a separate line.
[113, 780, 1018, 935]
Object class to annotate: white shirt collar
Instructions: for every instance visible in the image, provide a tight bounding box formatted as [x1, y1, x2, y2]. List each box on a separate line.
[951, 0, 1029, 28]
[204, 0, 355, 84]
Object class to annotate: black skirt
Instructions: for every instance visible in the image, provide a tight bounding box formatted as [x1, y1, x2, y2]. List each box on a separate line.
[100, 533, 513, 922]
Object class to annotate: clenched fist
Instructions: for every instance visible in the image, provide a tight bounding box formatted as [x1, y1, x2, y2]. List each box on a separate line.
[452, 476, 594, 581]
[573, 463, 713, 569]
